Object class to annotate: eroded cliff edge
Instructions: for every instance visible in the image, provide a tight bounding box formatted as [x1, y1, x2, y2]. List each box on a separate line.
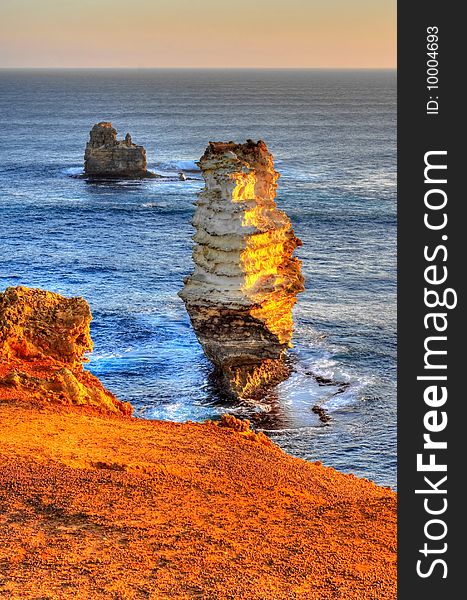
[0, 286, 131, 414]
[0, 286, 396, 600]
[179, 140, 304, 399]
[84, 122, 156, 179]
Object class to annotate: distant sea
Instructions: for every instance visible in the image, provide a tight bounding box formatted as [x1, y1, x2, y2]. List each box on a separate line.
[0, 69, 396, 487]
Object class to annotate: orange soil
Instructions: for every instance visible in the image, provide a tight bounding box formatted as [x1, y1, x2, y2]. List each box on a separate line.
[0, 398, 396, 599]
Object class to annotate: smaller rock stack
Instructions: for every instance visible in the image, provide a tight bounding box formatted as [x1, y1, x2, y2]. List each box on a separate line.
[84, 122, 155, 178]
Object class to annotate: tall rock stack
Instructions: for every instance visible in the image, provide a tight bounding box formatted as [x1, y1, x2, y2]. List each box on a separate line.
[179, 140, 304, 398]
[84, 122, 155, 178]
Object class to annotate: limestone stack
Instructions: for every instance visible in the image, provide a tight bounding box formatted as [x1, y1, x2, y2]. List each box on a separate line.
[179, 140, 304, 398]
[84, 122, 155, 178]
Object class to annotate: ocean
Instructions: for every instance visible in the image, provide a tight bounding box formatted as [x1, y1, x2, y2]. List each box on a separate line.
[0, 69, 396, 487]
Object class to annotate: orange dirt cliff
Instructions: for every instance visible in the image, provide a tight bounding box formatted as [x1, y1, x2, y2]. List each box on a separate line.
[0, 286, 131, 415]
[0, 286, 396, 600]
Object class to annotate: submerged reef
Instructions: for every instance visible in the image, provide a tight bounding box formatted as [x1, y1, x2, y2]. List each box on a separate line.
[179, 140, 304, 398]
[84, 121, 156, 179]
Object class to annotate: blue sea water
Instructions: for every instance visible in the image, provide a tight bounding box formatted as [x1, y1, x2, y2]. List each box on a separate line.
[0, 69, 396, 488]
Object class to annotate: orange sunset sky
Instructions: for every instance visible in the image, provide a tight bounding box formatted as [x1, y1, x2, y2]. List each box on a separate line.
[0, 0, 395, 68]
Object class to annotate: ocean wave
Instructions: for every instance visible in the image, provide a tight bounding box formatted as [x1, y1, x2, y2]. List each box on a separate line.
[152, 159, 199, 173]
[142, 202, 168, 208]
[63, 166, 84, 176]
[304, 357, 339, 380]
[88, 347, 134, 361]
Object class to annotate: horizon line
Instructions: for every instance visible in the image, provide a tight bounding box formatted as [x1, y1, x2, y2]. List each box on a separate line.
[0, 66, 396, 71]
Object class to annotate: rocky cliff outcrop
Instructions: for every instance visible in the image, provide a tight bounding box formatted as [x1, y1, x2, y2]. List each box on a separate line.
[179, 140, 304, 398]
[84, 122, 155, 178]
[0, 286, 131, 415]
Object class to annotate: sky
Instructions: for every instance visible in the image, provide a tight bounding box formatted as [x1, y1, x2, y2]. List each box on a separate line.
[0, 0, 396, 68]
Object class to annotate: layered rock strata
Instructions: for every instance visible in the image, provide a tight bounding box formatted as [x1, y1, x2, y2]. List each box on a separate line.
[0, 286, 131, 415]
[179, 140, 304, 398]
[84, 121, 155, 178]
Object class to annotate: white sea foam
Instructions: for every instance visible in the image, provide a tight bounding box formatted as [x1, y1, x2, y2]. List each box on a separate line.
[141, 202, 168, 208]
[152, 159, 199, 174]
[63, 166, 84, 176]
[88, 347, 134, 361]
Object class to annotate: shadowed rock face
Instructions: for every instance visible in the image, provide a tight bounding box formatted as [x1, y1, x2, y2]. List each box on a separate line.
[84, 122, 155, 178]
[179, 140, 304, 398]
[0, 286, 131, 415]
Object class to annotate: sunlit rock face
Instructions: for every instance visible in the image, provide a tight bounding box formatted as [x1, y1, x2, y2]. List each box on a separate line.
[84, 122, 155, 178]
[0, 286, 131, 415]
[179, 140, 304, 398]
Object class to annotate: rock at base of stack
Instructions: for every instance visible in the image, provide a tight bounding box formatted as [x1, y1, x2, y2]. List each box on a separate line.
[179, 140, 304, 399]
[84, 122, 156, 179]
